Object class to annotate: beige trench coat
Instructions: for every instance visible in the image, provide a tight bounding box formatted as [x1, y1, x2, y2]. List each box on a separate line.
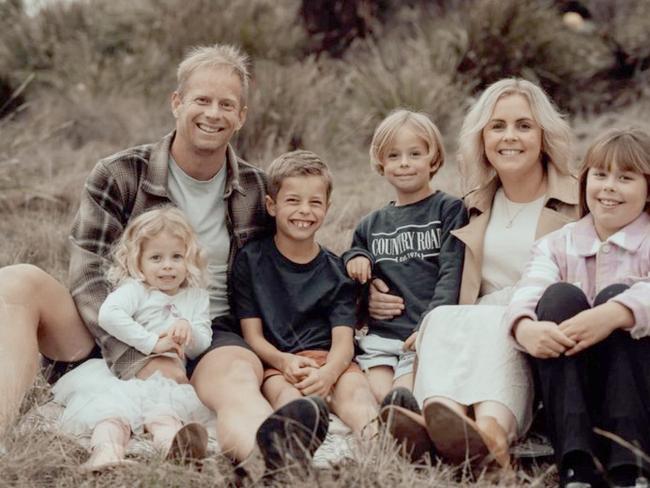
[452, 164, 580, 305]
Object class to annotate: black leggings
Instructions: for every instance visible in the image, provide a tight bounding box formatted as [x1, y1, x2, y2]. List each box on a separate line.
[532, 282, 650, 472]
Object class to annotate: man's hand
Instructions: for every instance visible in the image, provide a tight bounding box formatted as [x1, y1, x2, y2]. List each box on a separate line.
[167, 319, 192, 347]
[295, 366, 337, 398]
[346, 256, 372, 284]
[153, 334, 184, 359]
[403, 331, 418, 351]
[368, 278, 404, 320]
[281, 354, 319, 384]
[559, 303, 632, 356]
[514, 318, 575, 358]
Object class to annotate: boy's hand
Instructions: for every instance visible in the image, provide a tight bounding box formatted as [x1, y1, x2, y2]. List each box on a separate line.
[346, 256, 372, 284]
[167, 319, 192, 347]
[369, 278, 405, 320]
[153, 334, 184, 359]
[281, 354, 319, 384]
[403, 331, 418, 351]
[295, 366, 337, 398]
[514, 318, 575, 358]
[559, 303, 633, 356]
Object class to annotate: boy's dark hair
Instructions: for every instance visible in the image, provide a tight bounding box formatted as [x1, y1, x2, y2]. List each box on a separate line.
[266, 150, 333, 200]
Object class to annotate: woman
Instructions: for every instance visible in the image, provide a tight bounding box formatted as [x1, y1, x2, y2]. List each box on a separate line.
[375, 78, 579, 467]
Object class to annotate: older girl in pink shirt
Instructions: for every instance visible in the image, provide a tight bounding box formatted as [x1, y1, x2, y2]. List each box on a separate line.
[508, 128, 650, 488]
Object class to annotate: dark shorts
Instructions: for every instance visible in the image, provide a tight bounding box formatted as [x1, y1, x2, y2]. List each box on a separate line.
[41, 344, 103, 385]
[42, 315, 252, 383]
[187, 314, 252, 378]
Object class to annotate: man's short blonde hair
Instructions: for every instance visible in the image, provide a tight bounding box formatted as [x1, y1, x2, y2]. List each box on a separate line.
[177, 43, 250, 104]
[267, 150, 333, 201]
[458, 78, 572, 194]
[369, 109, 445, 178]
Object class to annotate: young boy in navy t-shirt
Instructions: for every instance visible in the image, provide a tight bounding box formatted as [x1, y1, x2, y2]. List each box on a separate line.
[232, 150, 378, 465]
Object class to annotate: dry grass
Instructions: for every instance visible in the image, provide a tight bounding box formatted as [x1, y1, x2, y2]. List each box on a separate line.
[2, 0, 650, 485]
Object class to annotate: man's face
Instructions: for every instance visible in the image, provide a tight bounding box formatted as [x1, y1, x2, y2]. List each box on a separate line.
[171, 66, 247, 158]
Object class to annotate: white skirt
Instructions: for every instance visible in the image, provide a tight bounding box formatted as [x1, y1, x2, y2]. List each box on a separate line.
[53, 359, 214, 435]
[413, 300, 533, 437]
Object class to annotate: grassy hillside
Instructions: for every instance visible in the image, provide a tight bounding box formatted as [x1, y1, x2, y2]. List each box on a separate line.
[1, 0, 650, 485]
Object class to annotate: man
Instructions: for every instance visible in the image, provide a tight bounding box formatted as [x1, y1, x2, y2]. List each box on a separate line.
[0, 43, 328, 468]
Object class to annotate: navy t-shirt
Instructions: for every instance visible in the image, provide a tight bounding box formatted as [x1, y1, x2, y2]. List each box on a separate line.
[232, 236, 357, 353]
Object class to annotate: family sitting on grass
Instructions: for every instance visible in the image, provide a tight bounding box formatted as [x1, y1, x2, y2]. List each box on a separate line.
[1, 42, 649, 488]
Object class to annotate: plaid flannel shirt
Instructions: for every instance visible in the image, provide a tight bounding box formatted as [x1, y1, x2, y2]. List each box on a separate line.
[68, 131, 272, 379]
[505, 212, 650, 341]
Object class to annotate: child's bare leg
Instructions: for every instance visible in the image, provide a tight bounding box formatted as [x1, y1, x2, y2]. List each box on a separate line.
[393, 372, 413, 392]
[330, 371, 378, 437]
[262, 375, 302, 410]
[136, 357, 188, 384]
[83, 418, 131, 470]
[366, 366, 395, 404]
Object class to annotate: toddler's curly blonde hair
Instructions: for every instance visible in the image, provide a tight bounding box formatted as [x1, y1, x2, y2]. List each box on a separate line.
[107, 206, 207, 289]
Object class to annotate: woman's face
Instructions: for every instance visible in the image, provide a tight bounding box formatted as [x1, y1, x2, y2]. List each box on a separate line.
[482, 93, 543, 180]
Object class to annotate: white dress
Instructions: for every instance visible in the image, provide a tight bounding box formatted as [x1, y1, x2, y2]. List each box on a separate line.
[52, 280, 214, 435]
[53, 359, 214, 435]
[413, 190, 545, 436]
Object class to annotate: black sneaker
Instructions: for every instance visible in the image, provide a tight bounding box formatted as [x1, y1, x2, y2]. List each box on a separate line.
[380, 387, 421, 415]
[256, 396, 330, 473]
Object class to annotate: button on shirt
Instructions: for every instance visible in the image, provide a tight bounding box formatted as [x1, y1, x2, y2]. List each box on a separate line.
[505, 212, 650, 339]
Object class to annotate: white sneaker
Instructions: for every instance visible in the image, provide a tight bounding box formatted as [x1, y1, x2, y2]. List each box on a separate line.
[312, 432, 354, 468]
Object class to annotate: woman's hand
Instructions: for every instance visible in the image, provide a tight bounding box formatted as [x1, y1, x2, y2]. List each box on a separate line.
[514, 318, 575, 358]
[368, 278, 405, 320]
[346, 256, 372, 284]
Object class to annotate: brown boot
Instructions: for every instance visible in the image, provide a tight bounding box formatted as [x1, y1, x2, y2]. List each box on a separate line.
[380, 405, 433, 463]
[423, 400, 489, 466]
[146, 416, 208, 462]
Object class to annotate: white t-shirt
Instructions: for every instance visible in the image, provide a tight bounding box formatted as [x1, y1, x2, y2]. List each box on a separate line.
[480, 188, 546, 299]
[167, 156, 231, 318]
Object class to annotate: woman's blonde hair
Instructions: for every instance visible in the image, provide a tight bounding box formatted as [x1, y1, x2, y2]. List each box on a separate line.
[369, 109, 445, 178]
[458, 78, 572, 194]
[107, 207, 207, 289]
[578, 127, 650, 217]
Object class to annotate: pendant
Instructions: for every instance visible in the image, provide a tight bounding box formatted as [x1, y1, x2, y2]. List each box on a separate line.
[505, 221, 513, 229]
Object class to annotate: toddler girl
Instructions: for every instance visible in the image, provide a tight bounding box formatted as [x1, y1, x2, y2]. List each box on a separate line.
[507, 128, 650, 487]
[344, 109, 467, 403]
[54, 207, 213, 470]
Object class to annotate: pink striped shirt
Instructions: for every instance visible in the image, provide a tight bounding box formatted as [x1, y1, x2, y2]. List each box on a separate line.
[505, 212, 650, 339]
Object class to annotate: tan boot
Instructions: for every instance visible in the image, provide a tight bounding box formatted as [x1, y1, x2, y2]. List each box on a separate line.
[475, 416, 511, 470]
[81, 418, 134, 472]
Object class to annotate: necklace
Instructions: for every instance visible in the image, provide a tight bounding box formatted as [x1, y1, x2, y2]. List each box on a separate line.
[502, 197, 527, 229]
